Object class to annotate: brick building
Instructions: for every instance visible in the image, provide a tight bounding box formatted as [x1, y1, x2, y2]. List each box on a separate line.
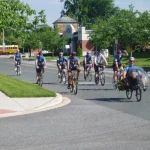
[53, 15, 95, 55]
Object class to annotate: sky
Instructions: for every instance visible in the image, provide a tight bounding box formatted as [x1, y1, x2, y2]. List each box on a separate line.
[22, 0, 150, 27]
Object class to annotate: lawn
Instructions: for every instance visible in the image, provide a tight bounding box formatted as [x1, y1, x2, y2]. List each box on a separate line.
[0, 74, 56, 98]
[23, 52, 150, 69]
[107, 52, 150, 70]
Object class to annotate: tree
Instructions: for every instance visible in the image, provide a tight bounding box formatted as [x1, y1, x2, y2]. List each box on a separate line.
[0, 0, 36, 30]
[90, 5, 150, 53]
[64, 0, 118, 27]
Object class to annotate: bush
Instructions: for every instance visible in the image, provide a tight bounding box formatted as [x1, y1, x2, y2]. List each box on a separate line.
[76, 48, 83, 57]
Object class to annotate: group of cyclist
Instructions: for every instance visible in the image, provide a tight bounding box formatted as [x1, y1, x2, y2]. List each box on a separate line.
[14, 48, 148, 92]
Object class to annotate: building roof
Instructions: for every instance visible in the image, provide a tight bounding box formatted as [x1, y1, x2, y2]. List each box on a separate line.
[53, 15, 78, 24]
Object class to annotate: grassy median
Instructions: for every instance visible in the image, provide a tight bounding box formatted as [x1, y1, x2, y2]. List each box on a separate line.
[0, 74, 56, 98]
[108, 52, 150, 69]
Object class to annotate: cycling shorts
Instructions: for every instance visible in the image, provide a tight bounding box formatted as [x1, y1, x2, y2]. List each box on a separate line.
[36, 66, 44, 73]
[94, 64, 104, 72]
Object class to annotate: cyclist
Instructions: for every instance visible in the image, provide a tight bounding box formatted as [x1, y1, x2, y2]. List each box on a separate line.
[57, 51, 67, 75]
[113, 49, 128, 84]
[14, 49, 22, 74]
[123, 57, 147, 91]
[94, 50, 108, 80]
[67, 52, 81, 89]
[35, 51, 47, 83]
[83, 51, 93, 79]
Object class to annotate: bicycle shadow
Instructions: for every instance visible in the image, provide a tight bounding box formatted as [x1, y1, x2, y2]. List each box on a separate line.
[85, 97, 133, 103]
[79, 88, 114, 91]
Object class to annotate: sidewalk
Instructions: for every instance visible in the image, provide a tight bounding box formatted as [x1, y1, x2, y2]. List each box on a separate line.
[0, 91, 70, 118]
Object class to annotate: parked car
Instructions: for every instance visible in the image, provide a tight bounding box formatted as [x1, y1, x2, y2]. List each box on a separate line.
[42, 50, 49, 54]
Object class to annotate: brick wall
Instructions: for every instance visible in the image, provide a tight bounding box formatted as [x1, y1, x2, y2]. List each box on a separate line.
[82, 40, 95, 51]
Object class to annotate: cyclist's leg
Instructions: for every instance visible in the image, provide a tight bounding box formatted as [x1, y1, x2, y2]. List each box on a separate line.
[129, 72, 138, 87]
[19, 61, 21, 74]
[62, 65, 66, 73]
[94, 64, 98, 78]
[76, 66, 81, 80]
[14, 61, 17, 70]
[57, 64, 62, 74]
[113, 64, 118, 82]
[102, 65, 105, 71]
[36, 68, 40, 83]
[84, 64, 86, 78]
[68, 69, 71, 88]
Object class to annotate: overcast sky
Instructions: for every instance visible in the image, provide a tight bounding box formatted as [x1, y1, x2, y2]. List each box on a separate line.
[22, 0, 150, 27]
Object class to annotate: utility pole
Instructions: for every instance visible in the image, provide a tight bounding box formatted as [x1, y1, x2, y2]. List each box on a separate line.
[2, 29, 5, 52]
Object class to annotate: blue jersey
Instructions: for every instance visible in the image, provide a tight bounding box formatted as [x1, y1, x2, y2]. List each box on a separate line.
[68, 57, 79, 68]
[57, 56, 67, 65]
[14, 53, 21, 61]
[124, 66, 139, 74]
[114, 53, 124, 65]
[84, 55, 92, 64]
[36, 56, 46, 67]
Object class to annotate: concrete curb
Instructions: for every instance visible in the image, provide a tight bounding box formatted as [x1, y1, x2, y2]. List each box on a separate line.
[0, 93, 71, 119]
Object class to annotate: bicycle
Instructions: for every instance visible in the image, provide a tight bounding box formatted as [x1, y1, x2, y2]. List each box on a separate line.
[70, 70, 78, 95]
[84, 64, 92, 81]
[58, 67, 66, 84]
[37, 68, 44, 86]
[126, 76, 142, 102]
[95, 64, 105, 86]
[16, 61, 21, 76]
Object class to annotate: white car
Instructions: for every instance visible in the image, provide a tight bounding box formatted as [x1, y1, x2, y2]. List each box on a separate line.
[42, 50, 49, 54]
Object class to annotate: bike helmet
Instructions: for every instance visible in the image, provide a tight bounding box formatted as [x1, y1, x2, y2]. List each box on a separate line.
[38, 51, 43, 55]
[87, 51, 91, 54]
[59, 51, 63, 55]
[129, 57, 135, 61]
[71, 51, 76, 56]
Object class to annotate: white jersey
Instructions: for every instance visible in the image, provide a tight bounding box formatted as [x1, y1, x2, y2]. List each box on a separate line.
[94, 54, 108, 65]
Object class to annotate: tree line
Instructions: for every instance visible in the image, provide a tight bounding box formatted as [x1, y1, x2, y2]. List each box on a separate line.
[0, 0, 150, 54]
[65, 0, 150, 53]
[0, 0, 68, 53]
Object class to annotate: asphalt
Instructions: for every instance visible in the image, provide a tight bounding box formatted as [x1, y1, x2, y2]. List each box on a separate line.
[0, 55, 150, 150]
[0, 55, 72, 118]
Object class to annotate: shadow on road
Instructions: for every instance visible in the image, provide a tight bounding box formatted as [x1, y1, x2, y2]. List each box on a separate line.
[7, 75, 18, 77]
[79, 88, 114, 91]
[42, 82, 59, 85]
[85, 97, 133, 103]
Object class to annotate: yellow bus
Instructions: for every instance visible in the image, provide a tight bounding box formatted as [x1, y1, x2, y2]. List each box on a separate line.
[0, 45, 18, 54]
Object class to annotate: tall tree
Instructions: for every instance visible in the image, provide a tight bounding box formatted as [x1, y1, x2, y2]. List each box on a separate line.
[64, 0, 118, 27]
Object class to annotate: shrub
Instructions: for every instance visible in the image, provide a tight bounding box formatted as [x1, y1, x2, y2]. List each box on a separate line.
[76, 48, 83, 57]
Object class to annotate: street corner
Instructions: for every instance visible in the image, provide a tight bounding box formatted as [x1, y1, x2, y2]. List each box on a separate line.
[0, 109, 16, 114]
[0, 93, 71, 119]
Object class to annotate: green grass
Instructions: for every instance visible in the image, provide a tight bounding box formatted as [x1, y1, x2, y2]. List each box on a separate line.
[0, 74, 56, 98]
[23, 52, 150, 69]
[107, 52, 150, 70]
[23, 56, 58, 61]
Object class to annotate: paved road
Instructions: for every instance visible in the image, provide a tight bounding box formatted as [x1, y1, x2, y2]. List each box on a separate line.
[0, 58, 150, 150]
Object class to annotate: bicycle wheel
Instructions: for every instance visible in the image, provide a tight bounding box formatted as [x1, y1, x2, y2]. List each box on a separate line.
[73, 79, 78, 95]
[88, 71, 92, 82]
[62, 71, 66, 84]
[16, 66, 19, 76]
[100, 72, 105, 86]
[95, 75, 99, 85]
[59, 73, 62, 83]
[126, 89, 132, 99]
[136, 86, 142, 102]
[38, 72, 43, 86]
[70, 80, 73, 93]
[112, 75, 117, 90]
